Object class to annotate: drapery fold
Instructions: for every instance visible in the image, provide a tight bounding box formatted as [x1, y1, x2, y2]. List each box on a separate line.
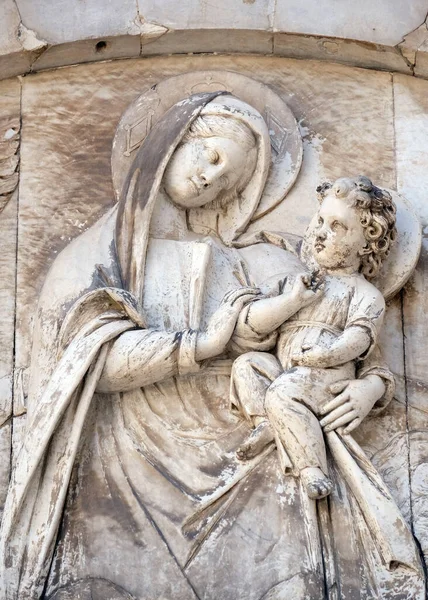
[0, 288, 138, 599]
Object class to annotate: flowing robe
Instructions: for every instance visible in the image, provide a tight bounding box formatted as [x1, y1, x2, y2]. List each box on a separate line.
[0, 207, 424, 600]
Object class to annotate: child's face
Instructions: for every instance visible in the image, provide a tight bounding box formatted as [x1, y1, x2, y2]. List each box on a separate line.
[312, 192, 366, 271]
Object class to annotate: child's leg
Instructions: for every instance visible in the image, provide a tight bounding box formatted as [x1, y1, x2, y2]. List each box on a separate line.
[265, 372, 332, 499]
[231, 352, 282, 460]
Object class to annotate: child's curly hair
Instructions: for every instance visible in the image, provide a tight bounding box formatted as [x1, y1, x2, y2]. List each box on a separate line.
[316, 176, 397, 279]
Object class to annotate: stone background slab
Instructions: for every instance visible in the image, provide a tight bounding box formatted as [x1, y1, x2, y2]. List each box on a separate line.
[1, 52, 428, 566]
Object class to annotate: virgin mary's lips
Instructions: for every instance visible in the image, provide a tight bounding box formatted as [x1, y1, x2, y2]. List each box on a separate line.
[189, 176, 201, 195]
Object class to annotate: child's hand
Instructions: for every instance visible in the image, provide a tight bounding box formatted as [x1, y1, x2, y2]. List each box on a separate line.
[291, 344, 330, 368]
[289, 273, 324, 308]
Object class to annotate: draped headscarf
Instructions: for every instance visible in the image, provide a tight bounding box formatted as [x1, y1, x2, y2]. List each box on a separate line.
[115, 92, 271, 309]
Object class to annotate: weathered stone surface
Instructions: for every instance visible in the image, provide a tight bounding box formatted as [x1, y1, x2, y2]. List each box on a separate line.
[415, 36, 428, 77]
[0, 0, 22, 56]
[142, 29, 273, 56]
[0, 0, 427, 82]
[0, 190, 17, 517]
[357, 296, 410, 519]
[0, 77, 20, 515]
[244, 58, 395, 237]
[16, 0, 140, 44]
[0, 189, 18, 516]
[393, 72, 428, 560]
[31, 35, 141, 71]
[3, 56, 425, 598]
[274, 33, 413, 75]
[398, 23, 428, 67]
[0, 0, 47, 80]
[273, 0, 428, 46]
[138, 0, 275, 30]
[16, 54, 395, 436]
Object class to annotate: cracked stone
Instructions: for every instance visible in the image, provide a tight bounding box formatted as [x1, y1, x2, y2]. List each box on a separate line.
[398, 23, 428, 66]
[17, 23, 48, 52]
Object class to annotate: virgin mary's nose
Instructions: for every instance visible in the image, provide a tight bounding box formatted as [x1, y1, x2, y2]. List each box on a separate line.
[200, 173, 210, 188]
[200, 163, 224, 188]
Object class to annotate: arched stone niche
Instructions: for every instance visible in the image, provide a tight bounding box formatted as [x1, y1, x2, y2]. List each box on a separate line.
[1, 52, 428, 599]
[2, 0, 428, 79]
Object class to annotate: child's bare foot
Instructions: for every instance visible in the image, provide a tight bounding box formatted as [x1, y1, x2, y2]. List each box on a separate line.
[301, 467, 332, 500]
[236, 421, 274, 461]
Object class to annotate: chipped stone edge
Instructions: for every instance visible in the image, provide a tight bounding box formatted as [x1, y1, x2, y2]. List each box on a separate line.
[3, 25, 428, 81]
[1, 0, 428, 80]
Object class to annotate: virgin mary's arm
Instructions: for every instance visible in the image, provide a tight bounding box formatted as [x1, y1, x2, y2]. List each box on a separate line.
[96, 328, 200, 393]
[97, 287, 259, 393]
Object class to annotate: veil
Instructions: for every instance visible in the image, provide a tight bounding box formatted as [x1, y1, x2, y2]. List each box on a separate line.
[115, 92, 271, 307]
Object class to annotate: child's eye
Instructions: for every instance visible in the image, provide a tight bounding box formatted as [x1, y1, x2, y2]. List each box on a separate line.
[332, 220, 347, 231]
[318, 216, 324, 225]
[208, 149, 220, 165]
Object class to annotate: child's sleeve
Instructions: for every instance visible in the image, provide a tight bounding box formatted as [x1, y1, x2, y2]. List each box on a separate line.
[357, 345, 395, 415]
[345, 279, 386, 359]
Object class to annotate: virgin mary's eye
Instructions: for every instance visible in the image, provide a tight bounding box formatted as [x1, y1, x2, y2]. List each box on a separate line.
[207, 149, 220, 165]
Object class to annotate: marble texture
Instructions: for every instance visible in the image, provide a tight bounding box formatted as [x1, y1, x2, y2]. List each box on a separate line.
[0, 191, 17, 518]
[393, 73, 428, 561]
[141, 29, 274, 56]
[16, 0, 140, 44]
[0, 0, 22, 56]
[3, 69, 424, 599]
[14, 55, 396, 364]
[1, 55, 427, 598]
[0, 77, 20, 516]
[0, 0, 428, 81]
[14, 54, 396, 465]
[273, 0, 428, 46]
[31, 35, 142, 72]
[138, 0, 275, 30]
[274, 33, 413, 75]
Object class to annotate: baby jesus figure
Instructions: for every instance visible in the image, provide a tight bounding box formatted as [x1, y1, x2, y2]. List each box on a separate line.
[231, 176, 397, 500]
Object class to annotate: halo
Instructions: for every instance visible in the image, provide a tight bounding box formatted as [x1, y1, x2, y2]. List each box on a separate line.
[300, 190, 421, 301]
[111, 70, 303, 221]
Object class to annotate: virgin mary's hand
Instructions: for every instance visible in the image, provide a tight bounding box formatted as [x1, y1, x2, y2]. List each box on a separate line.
[196, 287, 260, 361]
[319, 374, 386, 434]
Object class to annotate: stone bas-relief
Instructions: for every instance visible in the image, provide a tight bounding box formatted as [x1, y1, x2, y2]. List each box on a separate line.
[0, 71, 425, 600]
[232, 177, 398, 497]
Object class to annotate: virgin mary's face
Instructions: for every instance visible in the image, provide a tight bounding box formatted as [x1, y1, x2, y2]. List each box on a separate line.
[163, 135, 251, 208]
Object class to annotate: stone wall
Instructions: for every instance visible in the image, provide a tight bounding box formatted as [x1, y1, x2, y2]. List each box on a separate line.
[2, 0, 428, 79]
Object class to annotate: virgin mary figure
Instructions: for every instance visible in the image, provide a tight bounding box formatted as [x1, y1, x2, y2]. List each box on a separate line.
[0, 91, 424, 600]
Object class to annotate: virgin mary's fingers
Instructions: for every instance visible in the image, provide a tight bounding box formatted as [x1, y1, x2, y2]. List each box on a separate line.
[319, 402, 352, 427]
[323, 410, 358, 433]
[319, 392, 350, 416]
[343, 418, 362, 435]
[328, 380, 351, 395]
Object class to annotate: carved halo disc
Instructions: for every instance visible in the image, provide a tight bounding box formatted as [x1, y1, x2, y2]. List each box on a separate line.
[111, 70, 303, 221]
